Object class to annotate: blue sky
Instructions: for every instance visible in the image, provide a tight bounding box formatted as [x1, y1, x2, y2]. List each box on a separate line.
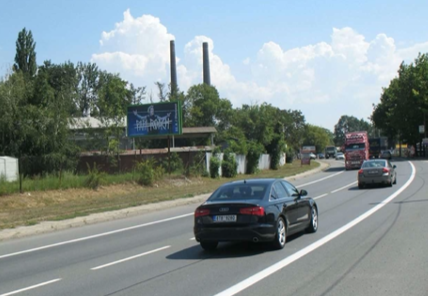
[1, 0, 428, 130]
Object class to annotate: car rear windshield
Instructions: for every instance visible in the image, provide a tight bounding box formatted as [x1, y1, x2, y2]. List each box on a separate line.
[209, 183, 268, 201]
[362, 161, 386, 168]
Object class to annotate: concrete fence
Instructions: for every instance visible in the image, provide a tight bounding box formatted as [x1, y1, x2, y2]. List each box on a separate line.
[205, 152, 285, 176]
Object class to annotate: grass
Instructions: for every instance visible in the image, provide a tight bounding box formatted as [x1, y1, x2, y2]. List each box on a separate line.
[0, 160, 320, 230]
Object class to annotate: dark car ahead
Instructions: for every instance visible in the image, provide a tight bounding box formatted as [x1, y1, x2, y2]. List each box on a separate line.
[380, 150, 392, 160]
[193, 179, 318, 251]
[358, 159, 397, 188]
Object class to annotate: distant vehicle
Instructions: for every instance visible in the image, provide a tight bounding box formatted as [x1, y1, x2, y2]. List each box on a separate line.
[301, 153, 316, 160]
[318, 153, 325, 159]
[335, 152, 345, 160]
[325, 146, 337, 159]
[193, 178, 318, 251]
[344, 131, 369, 170]
[358, 159, 397, 188]
[369, 137, 388, 158]
[380, 150, 392, 160]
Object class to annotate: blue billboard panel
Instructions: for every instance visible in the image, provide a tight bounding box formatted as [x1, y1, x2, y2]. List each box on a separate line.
[127, 102, 182, 137]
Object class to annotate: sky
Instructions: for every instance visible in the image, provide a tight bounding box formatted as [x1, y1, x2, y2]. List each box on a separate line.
[1, 0, 428, 131]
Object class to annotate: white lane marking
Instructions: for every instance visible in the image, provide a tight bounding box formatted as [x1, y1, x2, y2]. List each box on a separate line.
[0, 278, 61, 296]
[331, 181, 358, 193]
[313, 193, 328, 200]
[0, 214, 192, 260]
[91, 246, 170, 270]
[215, 162, 416, 296]
[296, 171, 344, 188]
[190, 237, 196, 240]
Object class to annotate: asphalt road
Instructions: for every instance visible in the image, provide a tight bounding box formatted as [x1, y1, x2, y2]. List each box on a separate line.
[0, 159, 427, 296]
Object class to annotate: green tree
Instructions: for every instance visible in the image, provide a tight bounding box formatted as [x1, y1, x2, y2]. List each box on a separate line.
[13, 28, 37, 77]
[184, 84, 233, 130]
[303, 124, 331, 153]
[334, 115, 373, 146]
[372, 54, 428, 151]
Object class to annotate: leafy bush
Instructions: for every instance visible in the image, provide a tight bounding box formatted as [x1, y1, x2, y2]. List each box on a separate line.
[285, 146, 295, 163]
[246, 142, 264, 174]
[161, 152, 184, 174]
[209, 147, 222, 178]
[187, 151, 207, 177]
[135, 158, 163, 186]
[221, 149, 237, 178]
[84, 163, 106, 190]
[268, 135, 286, 170]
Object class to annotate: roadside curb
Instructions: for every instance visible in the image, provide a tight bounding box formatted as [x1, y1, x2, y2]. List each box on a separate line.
[0, 161, 330, 241]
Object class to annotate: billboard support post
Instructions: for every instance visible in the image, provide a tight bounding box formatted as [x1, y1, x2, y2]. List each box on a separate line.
[168, 135, 171, 175]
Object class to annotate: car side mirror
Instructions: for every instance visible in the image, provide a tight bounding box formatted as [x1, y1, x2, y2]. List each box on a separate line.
[300, 190, 308, 197]
[393, 165, 396, 169]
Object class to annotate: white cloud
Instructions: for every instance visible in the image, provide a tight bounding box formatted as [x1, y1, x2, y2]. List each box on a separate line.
[92, 10, 428, 130]
[91, 9, 174, 86]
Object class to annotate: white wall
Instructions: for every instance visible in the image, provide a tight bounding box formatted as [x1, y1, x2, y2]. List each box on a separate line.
[206, 153, 271, 176]
[0, 157, 19, 182]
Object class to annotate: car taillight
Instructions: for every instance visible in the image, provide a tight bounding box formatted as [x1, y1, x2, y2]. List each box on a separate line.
[239, 206, 265, 216]
[382, 168, 390, 173]
[358, 169, 363, 174]
[195, 208, 210, 217]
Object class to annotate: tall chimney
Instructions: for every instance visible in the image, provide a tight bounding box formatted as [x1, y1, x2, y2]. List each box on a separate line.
[170, 40, 178, 96]
[202, 42, 211, 85]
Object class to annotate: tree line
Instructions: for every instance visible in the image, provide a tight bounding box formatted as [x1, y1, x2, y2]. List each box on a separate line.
[1, 28, 346, 177]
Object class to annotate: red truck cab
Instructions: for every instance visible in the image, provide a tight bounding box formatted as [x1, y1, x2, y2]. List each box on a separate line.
[344, 131, 369, 170]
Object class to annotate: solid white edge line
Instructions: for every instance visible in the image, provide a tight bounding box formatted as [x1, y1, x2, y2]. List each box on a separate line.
[296, 170, 344, 188]
[0, 214, 192, 260]
[313, 193, 328, 200]
[190, 237, 196, 240]
[331, 181, 358, 193]
[0, 278, 61, 296]
[214, 161, 415, 296]
[91, 246, 170, 270]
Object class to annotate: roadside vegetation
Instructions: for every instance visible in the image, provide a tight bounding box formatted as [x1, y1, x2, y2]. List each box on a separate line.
[0, 160, 319, 230]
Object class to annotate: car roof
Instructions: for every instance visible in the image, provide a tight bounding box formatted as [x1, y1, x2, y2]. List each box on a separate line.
[225, 178, 280, 185]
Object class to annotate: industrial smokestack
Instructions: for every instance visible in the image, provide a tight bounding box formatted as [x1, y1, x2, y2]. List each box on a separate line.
[202, 42, 211, 85]
[170, 40, 178, 96]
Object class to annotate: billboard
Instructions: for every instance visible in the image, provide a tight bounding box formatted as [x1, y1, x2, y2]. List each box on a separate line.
[301, 146, 316, 153]
[127, 102, 182, 137]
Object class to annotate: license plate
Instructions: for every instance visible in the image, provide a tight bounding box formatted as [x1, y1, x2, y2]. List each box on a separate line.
[368, 170, 378, 174]
[352, 161, 360, 164]
[213, 215, 237, 223]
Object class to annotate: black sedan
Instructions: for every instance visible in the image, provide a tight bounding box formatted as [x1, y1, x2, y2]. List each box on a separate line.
[193, 178, 318, 251]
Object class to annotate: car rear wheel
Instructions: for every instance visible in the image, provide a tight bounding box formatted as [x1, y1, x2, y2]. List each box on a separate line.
[306, 207, 318, 233]
[272, 217, 286, 249]
[200, 241, 218, 251]
[393, 175, 397, 184]
[358, 183, 364, 189]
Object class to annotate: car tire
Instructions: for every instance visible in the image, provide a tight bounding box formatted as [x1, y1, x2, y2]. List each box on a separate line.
[393, 175, 397, 184]
[306, 207, 318, 233]
[272, 217, 287, 250]
[200, 241, 218, 251]
[358, 183, 364, 189]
